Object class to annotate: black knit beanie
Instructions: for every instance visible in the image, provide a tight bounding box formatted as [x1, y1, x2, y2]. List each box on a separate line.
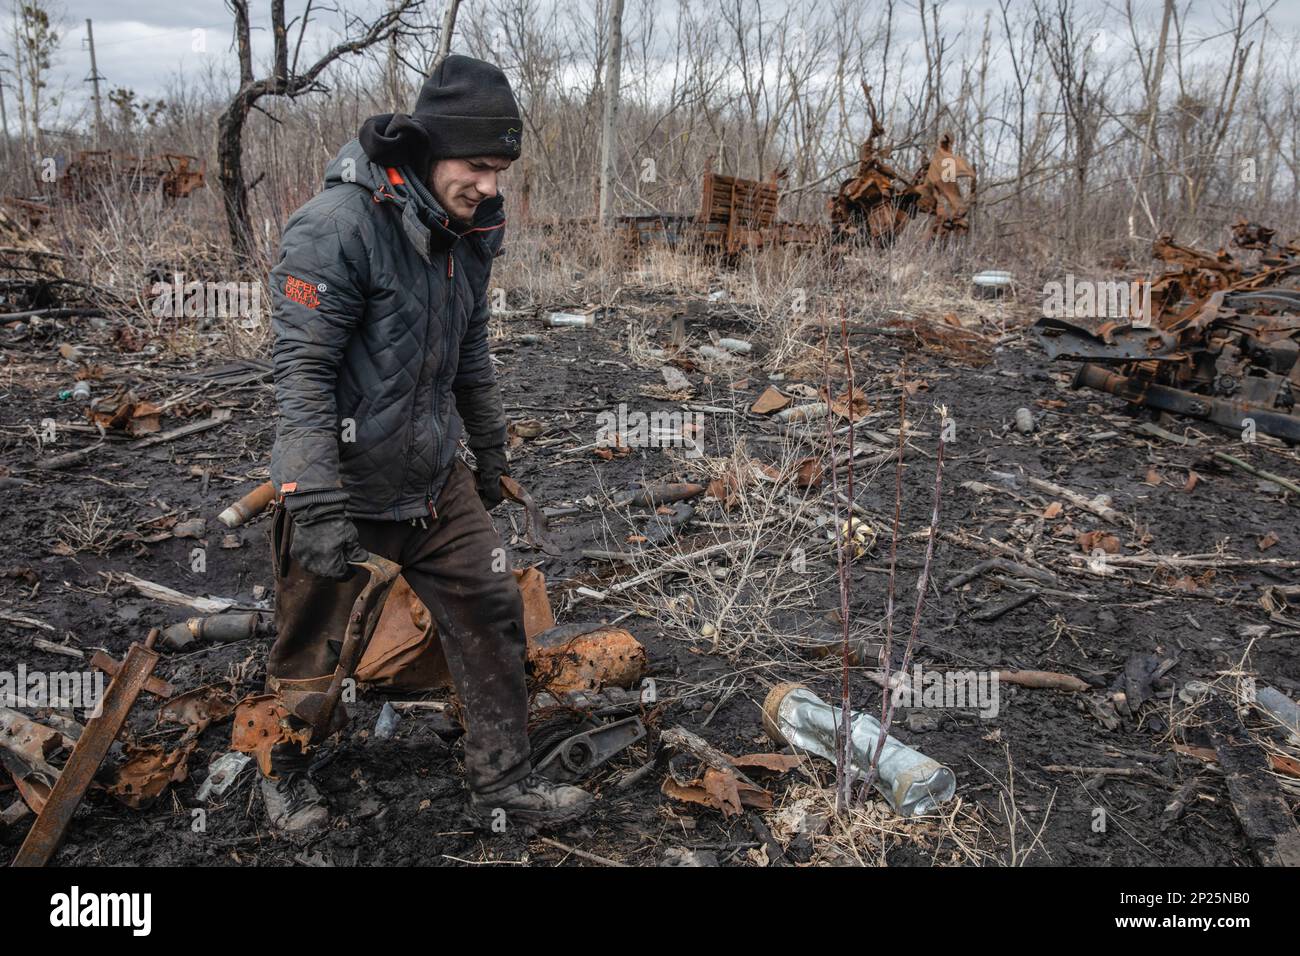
[360, 55, 522, 169]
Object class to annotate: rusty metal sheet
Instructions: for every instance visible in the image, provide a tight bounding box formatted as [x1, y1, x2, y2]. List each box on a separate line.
[230, 694, 312, 778]
[0, 707, 75, 764]
[916, 133, 977, 235]
[58, 149, 206, 201]
[158, 682, 236, 734]
[0, 748, 58, 814]
[832, 129, 975, 244]
[106, 740, 195, 809]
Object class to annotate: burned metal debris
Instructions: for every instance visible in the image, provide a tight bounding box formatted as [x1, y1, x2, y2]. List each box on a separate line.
[1034, 222, 1300, 443]
[12, 628, 173, 867]
[57, 150, 207, 202]
[596, 107, 974, 257]
[831, 132, 976, 244]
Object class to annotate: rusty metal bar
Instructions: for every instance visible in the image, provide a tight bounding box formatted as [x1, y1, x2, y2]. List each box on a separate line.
[294, 555, 401, 742]
[12, 629, 165, 867]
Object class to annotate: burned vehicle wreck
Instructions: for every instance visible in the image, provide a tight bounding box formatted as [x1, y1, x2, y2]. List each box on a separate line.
[1034, 223, 1300, 443]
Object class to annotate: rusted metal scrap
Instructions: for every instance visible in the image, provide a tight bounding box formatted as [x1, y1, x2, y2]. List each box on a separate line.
[1034, 223, 1300, 443]
[612, 161, 826, 257]
[106, 741, 194, 810]
[230, 694, 313, 778]
[528, 624, 647, 694]
[831, 132, 976, 244]
[12, 628, 172, 867]
[588, 89, 974, 257]
[58, 150, 207, 201]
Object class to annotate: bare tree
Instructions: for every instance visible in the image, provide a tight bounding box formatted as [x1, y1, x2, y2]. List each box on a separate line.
[431, 0, 461, 72]
[217, 0, 416, 260]
[10, 0, 61, 172]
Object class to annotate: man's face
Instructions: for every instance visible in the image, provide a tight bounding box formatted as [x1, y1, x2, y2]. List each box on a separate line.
[427, 156, 512, 222]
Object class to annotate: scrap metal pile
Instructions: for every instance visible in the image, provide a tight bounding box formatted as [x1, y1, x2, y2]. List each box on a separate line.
[57, 150, 207, 201]
[607, 108, 974, 257]
[1034, 222, 1300, 443]
[830, 131, 976, 244]
[1, 536, 655, 865]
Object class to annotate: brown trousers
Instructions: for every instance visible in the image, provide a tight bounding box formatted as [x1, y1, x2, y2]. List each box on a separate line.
[266, 460, 531, 794]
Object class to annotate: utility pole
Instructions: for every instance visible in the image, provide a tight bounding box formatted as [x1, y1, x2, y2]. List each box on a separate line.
[85, 18, 105, 146]
[597, 0, 624, 228]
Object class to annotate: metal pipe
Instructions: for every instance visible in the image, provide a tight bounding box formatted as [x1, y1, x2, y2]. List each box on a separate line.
[217, 481, 276, 529]
[1073, 363, 1300, 444]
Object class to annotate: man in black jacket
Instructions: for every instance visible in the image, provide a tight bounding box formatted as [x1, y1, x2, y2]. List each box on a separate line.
[262, 55, 592, 835]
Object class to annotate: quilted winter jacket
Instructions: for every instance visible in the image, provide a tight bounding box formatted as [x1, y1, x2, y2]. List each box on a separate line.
[269, 139, 508, 521]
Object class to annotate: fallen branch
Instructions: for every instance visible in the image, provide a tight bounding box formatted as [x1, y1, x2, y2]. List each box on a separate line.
[1025, 477, 1125, 525]
[660, 725, 760, 789]
[110, 573, 236, 614]
[605, 540, 748, 594]
[1067, 553, 1300, 570]
[972, 590, 1039, 621]
[946, 558, 1056, 591]
[131, 408, 233, 449]
[35, 441, 105, 472]
[536, 836, 627, 867]
[1211, 451, 1300, 498]
[1042, 764, 1175, 788]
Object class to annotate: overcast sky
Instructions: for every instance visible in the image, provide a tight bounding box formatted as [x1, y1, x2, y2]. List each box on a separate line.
[19, 0, 1300, 130]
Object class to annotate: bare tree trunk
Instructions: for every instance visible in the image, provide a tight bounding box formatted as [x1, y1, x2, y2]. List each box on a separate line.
[1127, 0, 1172, 242]
[432, 0, 462, 73]
[598, 0, 625, 227]
[218, 0, 412, 261]
[387, 0, 403, 107]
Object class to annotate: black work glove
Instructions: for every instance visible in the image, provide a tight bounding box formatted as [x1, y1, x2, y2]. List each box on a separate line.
[286, 498, 366, 580]
[472, 444, 509, 511]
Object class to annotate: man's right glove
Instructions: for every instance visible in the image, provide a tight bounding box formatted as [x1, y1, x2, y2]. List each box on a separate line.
[286, 498, 366, 580]
[472, 444, 509, 511]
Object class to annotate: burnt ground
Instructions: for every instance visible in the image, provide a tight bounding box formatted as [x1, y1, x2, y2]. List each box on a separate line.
[1, 287, 1298, 867]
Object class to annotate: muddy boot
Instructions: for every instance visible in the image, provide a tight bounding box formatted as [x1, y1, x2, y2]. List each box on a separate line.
[261, 742, 330, 838]
[469, 773, 595, 830]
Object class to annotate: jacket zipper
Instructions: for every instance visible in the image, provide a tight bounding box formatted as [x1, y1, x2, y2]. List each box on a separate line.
[424, 233, 457, 516]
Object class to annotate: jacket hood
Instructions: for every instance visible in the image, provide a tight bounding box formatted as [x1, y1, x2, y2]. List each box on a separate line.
[322, 139, 504, 255]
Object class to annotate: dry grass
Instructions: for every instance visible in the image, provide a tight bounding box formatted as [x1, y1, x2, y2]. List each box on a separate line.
[46, 184, 272, 360]
[494, 224, 633, 311]
[593, 420, 892, 677]
[969, 742, 1058, 866]
[765, 778, 992, 866]
[54, 500, 120, 555]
